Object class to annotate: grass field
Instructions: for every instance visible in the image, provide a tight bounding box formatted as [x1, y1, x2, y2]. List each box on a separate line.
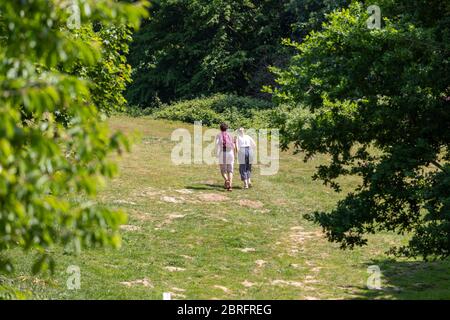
[3, 115, 450, 300]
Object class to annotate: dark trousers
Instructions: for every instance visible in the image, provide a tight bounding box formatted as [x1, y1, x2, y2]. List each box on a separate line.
[239, 147, 252, 181]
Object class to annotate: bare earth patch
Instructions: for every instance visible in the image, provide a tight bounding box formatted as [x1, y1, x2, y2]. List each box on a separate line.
[286, 226, 324, 255]
[305, 261, 315, 267]
[238, 199, 264, 209]
[255, 260, 267, 268]
[161, 196, 184, 203]
[17, 276, 52, 286]
[271, 280, 313, 290]
[271, 279, 304, 288]
[167, 213, 186, 220]
[113, 199, 137, 206]
[127, 209, 155, 222]
[198, 193, 229, 202]
[272, 199, 289, 207]
[157, 213, 186, 228]
[175, 189, 194, 195]
[289, 230, 323, 244]
[238, 248, 256, 253]
[214, 285, 232, 294]
[167, 292, 187, 299]
[120, 225, 142, 232]
[165, 266, 186, 272]
[137, 187, 164, 197]
[120, 278, 153, 288]
[242, 280, 257, 288]
[304, 275, 319, 284]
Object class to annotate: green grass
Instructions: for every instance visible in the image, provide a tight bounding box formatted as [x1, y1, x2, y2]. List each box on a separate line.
[3, 115, 450, 300]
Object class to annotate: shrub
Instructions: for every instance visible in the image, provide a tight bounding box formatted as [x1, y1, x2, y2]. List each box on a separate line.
[151, 94, 275, 129]
[127, 105, 154, 117]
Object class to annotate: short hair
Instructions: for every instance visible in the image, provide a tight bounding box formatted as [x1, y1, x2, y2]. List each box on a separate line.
[220, 123, 229, 132]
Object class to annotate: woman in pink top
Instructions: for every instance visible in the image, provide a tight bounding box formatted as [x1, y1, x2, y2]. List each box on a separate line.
[216, 123, 235, 191]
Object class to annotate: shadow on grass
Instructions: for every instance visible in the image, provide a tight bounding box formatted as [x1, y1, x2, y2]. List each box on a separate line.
[186, 184, 243, 191]
[344, 258, 450, 299]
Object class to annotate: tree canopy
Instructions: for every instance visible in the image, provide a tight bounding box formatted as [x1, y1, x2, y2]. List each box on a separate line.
[271, 0, 450, 259]
[0, 0, 148, 272]
[126, 0, 349, 107]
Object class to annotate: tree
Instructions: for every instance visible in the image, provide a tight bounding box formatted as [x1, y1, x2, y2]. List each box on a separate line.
[127, 0, 351, 107]
[271, 1, 450, 259]
[70, 23, 135, 115]
[126, 0, 288, 106]
[286, 0, 350, 38]
[0, 0, 148, 273]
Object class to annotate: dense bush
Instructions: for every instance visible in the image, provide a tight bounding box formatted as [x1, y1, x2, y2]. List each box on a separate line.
[152, 94, 275, 129]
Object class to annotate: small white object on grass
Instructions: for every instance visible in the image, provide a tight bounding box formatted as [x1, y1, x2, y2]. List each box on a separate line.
[163, 292, 172, 300]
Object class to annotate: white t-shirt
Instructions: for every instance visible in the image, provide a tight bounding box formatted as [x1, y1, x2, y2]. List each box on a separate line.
[236, 134, 255, 149]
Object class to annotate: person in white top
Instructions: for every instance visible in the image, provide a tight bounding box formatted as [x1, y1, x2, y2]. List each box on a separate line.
[234, 127, 256, 189]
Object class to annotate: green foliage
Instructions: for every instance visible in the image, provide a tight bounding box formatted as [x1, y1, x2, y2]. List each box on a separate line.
[126, 0, 351, 107]
[152, 94, 275, 128]
[286, 0, 350, 36]
[70, 24, 135, 115]
[0, 276, 31, 300]
[127, 105, 155, 117]
[0, 0, 148, 273]
[271, 1, 450, 259]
